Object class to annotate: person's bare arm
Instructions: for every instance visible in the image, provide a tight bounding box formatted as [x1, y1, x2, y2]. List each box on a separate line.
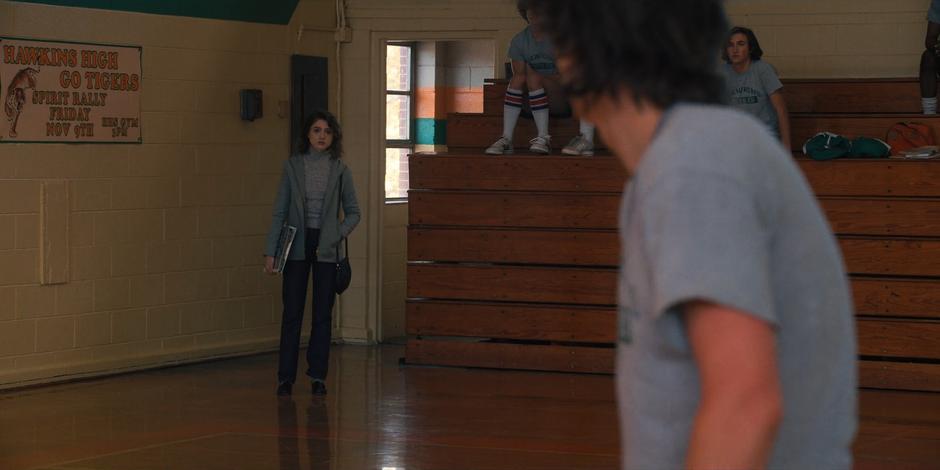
[770, 91, 791, 152]
[684, 300, 783, 470]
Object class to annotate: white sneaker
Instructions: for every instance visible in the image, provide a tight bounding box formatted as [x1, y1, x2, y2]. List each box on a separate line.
[485, 136, 514, 155]
[562, 134, 595, 156]
[529, 135, 551, 154]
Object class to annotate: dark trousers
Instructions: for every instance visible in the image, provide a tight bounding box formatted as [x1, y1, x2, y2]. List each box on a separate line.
[277, 228, 336, 384]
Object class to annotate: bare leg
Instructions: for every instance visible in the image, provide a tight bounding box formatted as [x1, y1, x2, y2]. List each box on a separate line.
[486, 60, 528, 153]
[525, 64, 551, 142]
[920, 22, 940, 98]
[509, 61, 528, 92]
[525, 64, 544, 93]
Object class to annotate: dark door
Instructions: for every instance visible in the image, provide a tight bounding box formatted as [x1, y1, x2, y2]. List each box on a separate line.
[290, 55, 329, 150]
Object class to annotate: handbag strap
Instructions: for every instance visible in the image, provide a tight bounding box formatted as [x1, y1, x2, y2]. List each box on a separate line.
[336, 169, 347, 260]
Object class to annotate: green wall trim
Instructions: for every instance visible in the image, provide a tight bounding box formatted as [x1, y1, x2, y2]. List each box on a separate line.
[416, 118, 446, 146]
[11, 0, 300, 25]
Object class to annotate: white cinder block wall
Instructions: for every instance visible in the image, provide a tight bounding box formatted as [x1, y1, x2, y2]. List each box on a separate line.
[727, 0, 930, 78]
[0, 0, 337, 389]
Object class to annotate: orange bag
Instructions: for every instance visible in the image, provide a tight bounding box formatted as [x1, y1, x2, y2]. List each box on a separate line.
[885, 122, 935, 154]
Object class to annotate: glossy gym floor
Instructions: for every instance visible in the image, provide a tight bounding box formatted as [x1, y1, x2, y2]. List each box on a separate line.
[0, 345, 937, 469]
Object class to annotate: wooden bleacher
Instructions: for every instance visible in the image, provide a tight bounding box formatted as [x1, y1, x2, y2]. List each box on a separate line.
[406, 77, 940, 392]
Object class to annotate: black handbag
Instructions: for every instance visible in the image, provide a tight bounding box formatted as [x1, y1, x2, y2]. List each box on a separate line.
[335, 239, 351, 294]
[334, 173, 352, 294]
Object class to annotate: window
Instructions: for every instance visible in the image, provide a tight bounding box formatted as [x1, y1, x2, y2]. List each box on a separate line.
[385, 43, 414, 201]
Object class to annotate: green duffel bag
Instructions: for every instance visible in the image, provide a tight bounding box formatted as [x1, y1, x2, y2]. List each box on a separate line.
[803, 132, 851, 160]
[848, 137, 891, 158]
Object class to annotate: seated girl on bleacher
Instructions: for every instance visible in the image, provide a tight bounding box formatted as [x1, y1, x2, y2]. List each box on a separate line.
[485, 0, 596, 156]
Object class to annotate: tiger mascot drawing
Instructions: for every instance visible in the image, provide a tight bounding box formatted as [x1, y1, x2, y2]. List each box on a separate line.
[4, 67, 40, 138]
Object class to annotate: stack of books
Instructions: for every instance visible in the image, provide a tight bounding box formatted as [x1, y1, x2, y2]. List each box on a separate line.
[896, 146, 940, 159]
[273, 224, 297, 273]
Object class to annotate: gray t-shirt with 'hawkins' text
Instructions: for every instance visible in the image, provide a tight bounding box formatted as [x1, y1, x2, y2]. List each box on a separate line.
[507, 26, 557, 76]
[722, 60, 783, 137]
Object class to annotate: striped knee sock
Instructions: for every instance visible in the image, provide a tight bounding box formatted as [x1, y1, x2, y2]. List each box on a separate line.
[529, 88, 549, 137]
[923, 97, 937, 115]
[502, 88, 524, 139]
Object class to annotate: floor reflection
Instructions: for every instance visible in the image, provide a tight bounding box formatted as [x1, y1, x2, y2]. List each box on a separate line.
[276, 398, 331, 470]
[0, 344, 934, 469]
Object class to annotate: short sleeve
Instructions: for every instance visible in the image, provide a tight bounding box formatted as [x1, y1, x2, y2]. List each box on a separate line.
[759, 62, 783, 96]
[638, 171, 777, 327]
[507, 31, 526, 62]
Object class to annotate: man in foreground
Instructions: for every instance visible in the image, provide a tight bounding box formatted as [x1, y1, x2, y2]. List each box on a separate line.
[527, 0, 858, 468]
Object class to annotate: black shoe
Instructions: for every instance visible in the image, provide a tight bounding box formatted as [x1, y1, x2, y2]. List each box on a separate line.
[276, 382, 293, 396]
[311, 380, 327, 395]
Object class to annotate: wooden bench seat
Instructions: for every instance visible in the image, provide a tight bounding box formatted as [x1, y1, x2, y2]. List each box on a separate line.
[798, 159, 940, 197]
[409, 226, 940, 275]
[784, 78, 921, 114]
[822, 198, 940, 237]
[482, 77, 923, 115]
[841, 237, 940, 277]
[409, 190, 619, 229]
[409, 153, 625, 192]
[790, 113, 940, 150]
[406, 339, 940, 385]
[408, 78, 940, 392]
[408, 264, 940, 319]
[407, 300, 617, 343]
[408, 227, 618, 266]
[408, 264, 616, 305]
[406, 339, 615, 374]
[477, 78, 935, 152]
[408, 338, 940, 390]
[407, 319, 940, 371]
[446, 113, 609, 153]
[411, 154, 940, 196]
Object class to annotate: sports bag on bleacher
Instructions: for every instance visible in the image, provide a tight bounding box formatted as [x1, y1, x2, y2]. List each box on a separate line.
[803, 132, 851, 160]
[803, 132, 890, 160]
[885, 122, 935, 155]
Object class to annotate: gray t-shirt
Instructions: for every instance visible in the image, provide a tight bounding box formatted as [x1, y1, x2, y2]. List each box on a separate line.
[722, 60, 783, 137]
[617, 104, 857, 469]
[303, 150, 331, 229]
[507, 26, 557, 75]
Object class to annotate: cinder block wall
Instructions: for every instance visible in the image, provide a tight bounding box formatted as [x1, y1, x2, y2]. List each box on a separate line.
[727, 0, 929, 78]
[0, 0, 337, 388]
[441, 40, 494, 114]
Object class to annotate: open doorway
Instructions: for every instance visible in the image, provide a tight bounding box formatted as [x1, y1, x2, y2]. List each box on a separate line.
[380, 39, 495, 343]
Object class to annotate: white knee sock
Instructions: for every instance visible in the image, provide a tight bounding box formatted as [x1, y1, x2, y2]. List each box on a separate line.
[579, 120, 595, 142]
[529, 88, 550, 137]
[503, 88, 524, 139]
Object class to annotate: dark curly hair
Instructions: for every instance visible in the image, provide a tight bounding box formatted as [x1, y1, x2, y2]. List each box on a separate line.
[296, 109, 343, 159]
[517, 0, 528, 21]
[722, 26, 764, 63]
[527, 0, 728, 108]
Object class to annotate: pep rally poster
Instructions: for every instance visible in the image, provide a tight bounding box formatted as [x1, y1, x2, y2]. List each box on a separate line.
[0, 37, 141, 143]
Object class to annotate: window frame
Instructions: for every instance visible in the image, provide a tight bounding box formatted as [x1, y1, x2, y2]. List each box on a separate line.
[385, 41, 417, 203]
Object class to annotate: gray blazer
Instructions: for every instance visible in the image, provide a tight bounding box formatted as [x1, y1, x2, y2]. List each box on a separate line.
[263, 154, 361, 262]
